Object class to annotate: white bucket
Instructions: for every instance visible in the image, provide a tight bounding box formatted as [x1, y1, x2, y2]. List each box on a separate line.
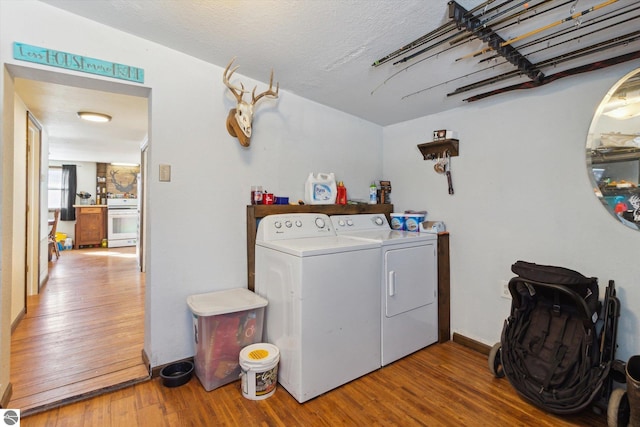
[239, 343, 279, 400]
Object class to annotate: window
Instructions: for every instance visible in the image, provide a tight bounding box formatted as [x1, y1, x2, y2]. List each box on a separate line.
[48, 166, 62, 209]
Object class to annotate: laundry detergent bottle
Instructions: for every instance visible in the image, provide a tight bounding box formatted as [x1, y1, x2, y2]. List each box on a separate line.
[305, 173, 337, 204]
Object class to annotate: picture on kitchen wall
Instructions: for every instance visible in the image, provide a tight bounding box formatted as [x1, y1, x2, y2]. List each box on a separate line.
[107, 164, 139, 198]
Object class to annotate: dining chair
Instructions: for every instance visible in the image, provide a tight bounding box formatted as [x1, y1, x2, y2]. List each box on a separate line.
[48, 209, 61, 261]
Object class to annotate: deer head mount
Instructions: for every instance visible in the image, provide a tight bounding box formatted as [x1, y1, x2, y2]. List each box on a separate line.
[223, 57, 279, 147]
[109, 169, 137, 193]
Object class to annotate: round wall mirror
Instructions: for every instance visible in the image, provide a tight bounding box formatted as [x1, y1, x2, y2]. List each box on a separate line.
[586, 68, 640, 231]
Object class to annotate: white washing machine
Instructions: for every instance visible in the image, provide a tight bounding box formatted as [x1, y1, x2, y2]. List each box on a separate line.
[255, 213, 381, 403]
[331, 214, 438, 366]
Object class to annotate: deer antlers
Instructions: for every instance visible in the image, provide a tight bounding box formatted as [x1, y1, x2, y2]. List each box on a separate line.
[223, 59, 249, 103]
[251, 68, 279, 104]
[223, 57, 279, 147]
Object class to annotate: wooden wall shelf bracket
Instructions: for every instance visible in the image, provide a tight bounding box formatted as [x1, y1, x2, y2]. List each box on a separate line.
[417, 139, 459, 160]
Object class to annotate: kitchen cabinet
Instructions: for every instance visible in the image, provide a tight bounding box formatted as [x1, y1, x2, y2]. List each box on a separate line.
[74, 206, 107, 248]
[96, 162, 107, 205]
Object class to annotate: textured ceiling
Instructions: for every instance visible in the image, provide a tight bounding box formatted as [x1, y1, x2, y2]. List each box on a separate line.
[17, 0, 640, 162]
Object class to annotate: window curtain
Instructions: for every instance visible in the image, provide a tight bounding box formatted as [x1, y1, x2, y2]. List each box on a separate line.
[60, 164, 77, 221]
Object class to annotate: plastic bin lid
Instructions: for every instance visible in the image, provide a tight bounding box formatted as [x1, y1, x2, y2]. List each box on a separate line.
[187, 288, 267, 316]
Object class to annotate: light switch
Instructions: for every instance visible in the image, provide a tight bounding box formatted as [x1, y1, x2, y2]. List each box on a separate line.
[159, 164, 171, 182]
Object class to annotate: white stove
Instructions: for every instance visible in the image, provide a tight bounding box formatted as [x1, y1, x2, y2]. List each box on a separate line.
[107, 198, 138, 209]
[107, 198, 138, 248]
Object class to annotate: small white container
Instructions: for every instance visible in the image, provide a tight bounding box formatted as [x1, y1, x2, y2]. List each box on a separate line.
[187, 288, 268, 391]
[240, 343, 280, 400]
[390, 213, 406, 230]
[404, 213, 426, 232]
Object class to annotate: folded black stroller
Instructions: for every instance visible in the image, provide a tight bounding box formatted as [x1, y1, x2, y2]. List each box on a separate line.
[489, 261, 625, 416]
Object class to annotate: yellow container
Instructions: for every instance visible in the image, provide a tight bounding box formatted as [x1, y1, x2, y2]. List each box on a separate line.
[55, 232, 67, 242]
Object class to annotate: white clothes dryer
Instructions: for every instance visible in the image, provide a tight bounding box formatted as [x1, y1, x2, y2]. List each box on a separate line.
[331, 214, 438, 366]
[255, 213, 381, 403]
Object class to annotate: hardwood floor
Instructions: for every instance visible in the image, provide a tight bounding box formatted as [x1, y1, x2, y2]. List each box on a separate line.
[9, 246, 148, 415]
[11, 248, 609, 425]
[20, 341, 607, 426]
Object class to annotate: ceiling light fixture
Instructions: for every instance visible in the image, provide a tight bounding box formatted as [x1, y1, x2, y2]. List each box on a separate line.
[77, 111, 112, 123]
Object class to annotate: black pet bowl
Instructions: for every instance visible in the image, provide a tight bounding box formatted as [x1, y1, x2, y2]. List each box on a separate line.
[160, 361, 194, 388]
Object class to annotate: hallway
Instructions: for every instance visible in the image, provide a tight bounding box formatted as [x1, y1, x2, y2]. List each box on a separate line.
[9, 246, 148, 415]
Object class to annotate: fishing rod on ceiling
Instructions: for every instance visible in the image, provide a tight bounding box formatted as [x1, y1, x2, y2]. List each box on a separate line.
[463, 49, 640, 102]
[449, 0, 566, 62]
[455, 0, 620, 62]
[371, 0, 509, 68]
[394, 0, 543, 65]
[449, 1, 547, 81]
[476, 2, 640, 64]
[446, 0, 573, 47]
[449, 9, 640, 94]
[445, 0, 563, 50]
[401, 14, 640, 100]
[437, 0, 626, 96]
[449, 30, 640, 97]
[370, 0, 559, 95]
[391, 0, 542, 67]
[383, 0, 567, 92]
[453, 32, 640, 96]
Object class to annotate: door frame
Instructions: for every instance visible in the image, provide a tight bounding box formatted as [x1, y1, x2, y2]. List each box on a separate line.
[3, 63, 150, 391]
[26, 111, 42, 298]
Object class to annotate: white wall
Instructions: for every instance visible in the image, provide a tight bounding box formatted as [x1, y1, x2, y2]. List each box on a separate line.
[383, 62, 640, 361]
[0, 0, 383, 379]
[142, 47, 382, 367]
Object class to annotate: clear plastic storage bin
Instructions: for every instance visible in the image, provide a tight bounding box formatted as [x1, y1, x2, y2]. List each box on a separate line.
[187, 288, 268, 391]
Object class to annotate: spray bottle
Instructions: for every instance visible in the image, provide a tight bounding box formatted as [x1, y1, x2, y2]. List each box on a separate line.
[369, 182, 377, 204]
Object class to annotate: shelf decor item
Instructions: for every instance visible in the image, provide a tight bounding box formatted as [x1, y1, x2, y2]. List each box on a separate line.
[76, 191, 92, 205]
[417, 138, 459, 195]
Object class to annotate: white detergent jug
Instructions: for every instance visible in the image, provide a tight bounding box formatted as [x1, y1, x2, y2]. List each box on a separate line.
[304, 173, 337, 204]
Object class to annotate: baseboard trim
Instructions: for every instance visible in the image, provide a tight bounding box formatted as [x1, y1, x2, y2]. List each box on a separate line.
[11, 309, 25, 334]
[0, 383, 12, 408]
[141, 348, 151, 376]
[452, 333, 491, 356]
[146, 352, 195, 379]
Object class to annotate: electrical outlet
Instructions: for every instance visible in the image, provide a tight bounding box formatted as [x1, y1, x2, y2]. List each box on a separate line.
[500, 280, 510, 299]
